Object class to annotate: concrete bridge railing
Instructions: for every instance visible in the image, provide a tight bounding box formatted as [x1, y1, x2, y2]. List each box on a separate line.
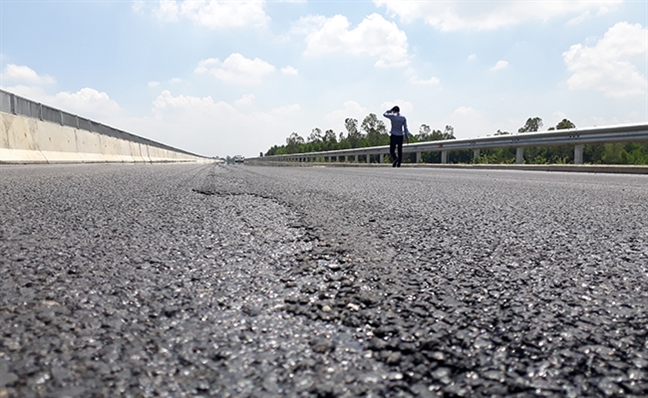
[0, 89, 213, 164]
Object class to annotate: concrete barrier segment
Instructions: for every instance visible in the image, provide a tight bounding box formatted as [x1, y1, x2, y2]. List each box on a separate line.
[1, 111, 212, 164]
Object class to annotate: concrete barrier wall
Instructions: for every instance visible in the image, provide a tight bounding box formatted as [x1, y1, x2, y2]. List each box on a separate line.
[0, 111, 211, 164]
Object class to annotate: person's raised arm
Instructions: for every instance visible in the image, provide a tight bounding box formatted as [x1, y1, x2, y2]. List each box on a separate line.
[404, 118, 410, 142]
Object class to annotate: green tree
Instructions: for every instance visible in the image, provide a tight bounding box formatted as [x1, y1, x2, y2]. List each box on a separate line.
[554, 118, 576, 130]
[546, 119, 577, 163]
[345, 118, 364, 147]
[523, 118, 577, 163]
[361, 113, 388, 147]
[518, 117, 543, 133]
[416, 124, 432, 141]
[518, 117, 543, 163]
[286, 132, 305, 153]
[308, 127, 323, 143]
[443, 125, 456, 139]
[481, 130, 516, 164]
[599, 143, 648, 165]
[323, 129, 337, 144]
[416, 124, 457, 163]
[321, 129, 338, 150]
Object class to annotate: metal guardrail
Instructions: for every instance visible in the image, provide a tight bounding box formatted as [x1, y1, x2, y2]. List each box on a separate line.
[250, 123, 648, 165]
[0, 89, 201, 157]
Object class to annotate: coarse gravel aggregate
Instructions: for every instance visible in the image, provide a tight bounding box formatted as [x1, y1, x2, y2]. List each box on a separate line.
[1, 163, 647, 397]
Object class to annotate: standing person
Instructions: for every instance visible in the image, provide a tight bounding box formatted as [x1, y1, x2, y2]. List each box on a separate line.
[383, 106, 410, 167]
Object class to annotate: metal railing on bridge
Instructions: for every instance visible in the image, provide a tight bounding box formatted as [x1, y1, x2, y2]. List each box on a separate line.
[249, 123, 648, 165]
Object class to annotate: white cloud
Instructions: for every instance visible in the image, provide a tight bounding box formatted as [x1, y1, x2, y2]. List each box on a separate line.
[490, 60, 509, 71]
[195, 53, 276, 84]
[564, 22, 647, 98]
[567, 11, 592, 26]
[281, 66, 299, 76]
[146, 90, 298, 157]
[453, 106, 480, 117]
[324, 101, 370, 125]
[234, 94, 256, 107]
[54, 88, 122, 119]
[271, 103, 301, 116]
[132, 0, 145, 13]
[293, 13, 409, 68]
[153, 90, 223, 110]
[148, 0, 269, 29]
[443, 106, 493, 138]
[153, 0, 181, 22]
[568, 7, 611, 25]
[551, 111, 569, 124]
[148, 81, 161, 88]
[408, 76, 440, 86]
[467, 54, 477, 62]
[1, 64, 55, 85]
[374, 0, 622, 31]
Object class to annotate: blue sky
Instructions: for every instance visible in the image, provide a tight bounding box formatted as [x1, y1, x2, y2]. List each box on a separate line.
[1, 0, 646, 158]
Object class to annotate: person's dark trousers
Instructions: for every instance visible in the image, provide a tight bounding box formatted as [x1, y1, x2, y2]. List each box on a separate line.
[390, 134, 403, 166]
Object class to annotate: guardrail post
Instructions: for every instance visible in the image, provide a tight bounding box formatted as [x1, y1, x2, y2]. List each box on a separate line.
[473, 149, 480, 163]
[10, 94, 16, 114]
[574, 144, 584, 164]
[516, 148, 524, 164]
[416, 152, 421, 163]
[39, 104, 43, 121]
[441, 151, 448, 164]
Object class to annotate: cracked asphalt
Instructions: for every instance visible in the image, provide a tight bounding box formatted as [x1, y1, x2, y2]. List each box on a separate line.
[1, 163, 647, 397]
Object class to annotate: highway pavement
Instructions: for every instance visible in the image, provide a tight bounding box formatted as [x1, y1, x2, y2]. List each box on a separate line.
[1, 163, 647, 397]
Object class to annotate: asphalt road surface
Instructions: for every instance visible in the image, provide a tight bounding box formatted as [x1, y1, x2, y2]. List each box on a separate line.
[1, 163, 647, 397]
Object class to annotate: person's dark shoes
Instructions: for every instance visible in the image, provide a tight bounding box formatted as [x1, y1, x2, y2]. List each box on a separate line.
[392, 161, 397, 167]
[397, 162, 401, 167]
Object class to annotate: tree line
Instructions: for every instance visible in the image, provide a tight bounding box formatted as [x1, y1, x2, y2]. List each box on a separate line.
[264, 115, 648, 165]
